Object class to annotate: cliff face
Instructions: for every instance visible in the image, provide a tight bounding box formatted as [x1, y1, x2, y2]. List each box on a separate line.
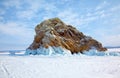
[28, 18, 107, 54]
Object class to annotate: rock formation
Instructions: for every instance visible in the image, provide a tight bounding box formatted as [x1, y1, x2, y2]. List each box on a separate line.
[26, 17, 107, 55]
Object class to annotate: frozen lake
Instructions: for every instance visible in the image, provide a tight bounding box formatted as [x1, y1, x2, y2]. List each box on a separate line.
[0, 48, 120, 78]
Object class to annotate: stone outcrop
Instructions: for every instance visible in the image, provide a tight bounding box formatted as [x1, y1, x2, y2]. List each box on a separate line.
[27, 17, 107, 54]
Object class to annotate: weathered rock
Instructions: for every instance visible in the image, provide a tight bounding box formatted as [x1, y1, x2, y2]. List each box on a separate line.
[28, 17, 107, 54]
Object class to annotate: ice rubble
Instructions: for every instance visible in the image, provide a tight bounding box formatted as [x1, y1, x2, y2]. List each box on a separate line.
[25, 46, 71, 55]
[83, 50, 120, 56]
[25, 47, 120, 56]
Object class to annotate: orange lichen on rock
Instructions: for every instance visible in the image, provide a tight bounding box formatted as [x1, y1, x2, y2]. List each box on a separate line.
[28, 17, 107, 54]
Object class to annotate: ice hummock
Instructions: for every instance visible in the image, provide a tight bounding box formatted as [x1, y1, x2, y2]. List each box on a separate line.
[25, 47, 120, 56]
[83, 50, 120, 56]
[25, 46, 71, 56]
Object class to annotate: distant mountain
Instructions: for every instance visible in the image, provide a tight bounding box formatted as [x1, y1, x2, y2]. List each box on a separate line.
[26, 18, 107, 55]
[0, 50, 25, 52]
[106, 46, 120, 48]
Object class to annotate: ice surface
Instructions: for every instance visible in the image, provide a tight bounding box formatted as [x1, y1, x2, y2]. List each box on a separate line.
[0, 55, 120, 78]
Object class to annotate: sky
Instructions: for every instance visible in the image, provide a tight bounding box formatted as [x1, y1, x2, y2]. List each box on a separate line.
[0, 0, 120, 50]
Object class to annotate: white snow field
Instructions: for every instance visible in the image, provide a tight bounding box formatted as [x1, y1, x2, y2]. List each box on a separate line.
[0, 48, 120, 78]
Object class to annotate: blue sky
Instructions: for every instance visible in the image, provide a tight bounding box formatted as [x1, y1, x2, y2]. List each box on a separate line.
[0, 0, 120, 50]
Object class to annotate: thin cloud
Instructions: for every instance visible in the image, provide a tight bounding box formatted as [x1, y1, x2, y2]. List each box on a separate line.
[16, 0, 58, 20]
[0, 22, 34, 37]
[2, 0, 23, 9]
[0, 9, 5, 15]
[110, 5, 120, 12]
[95, 1, 108, 11]
[57, 9, 80, 25]
[0, 16, 3, 21]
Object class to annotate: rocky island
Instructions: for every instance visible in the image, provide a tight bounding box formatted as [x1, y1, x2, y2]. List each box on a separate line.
[25, 18, 107, 55]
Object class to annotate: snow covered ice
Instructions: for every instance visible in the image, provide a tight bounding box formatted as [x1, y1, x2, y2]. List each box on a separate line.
[0, 48, 120, 78]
